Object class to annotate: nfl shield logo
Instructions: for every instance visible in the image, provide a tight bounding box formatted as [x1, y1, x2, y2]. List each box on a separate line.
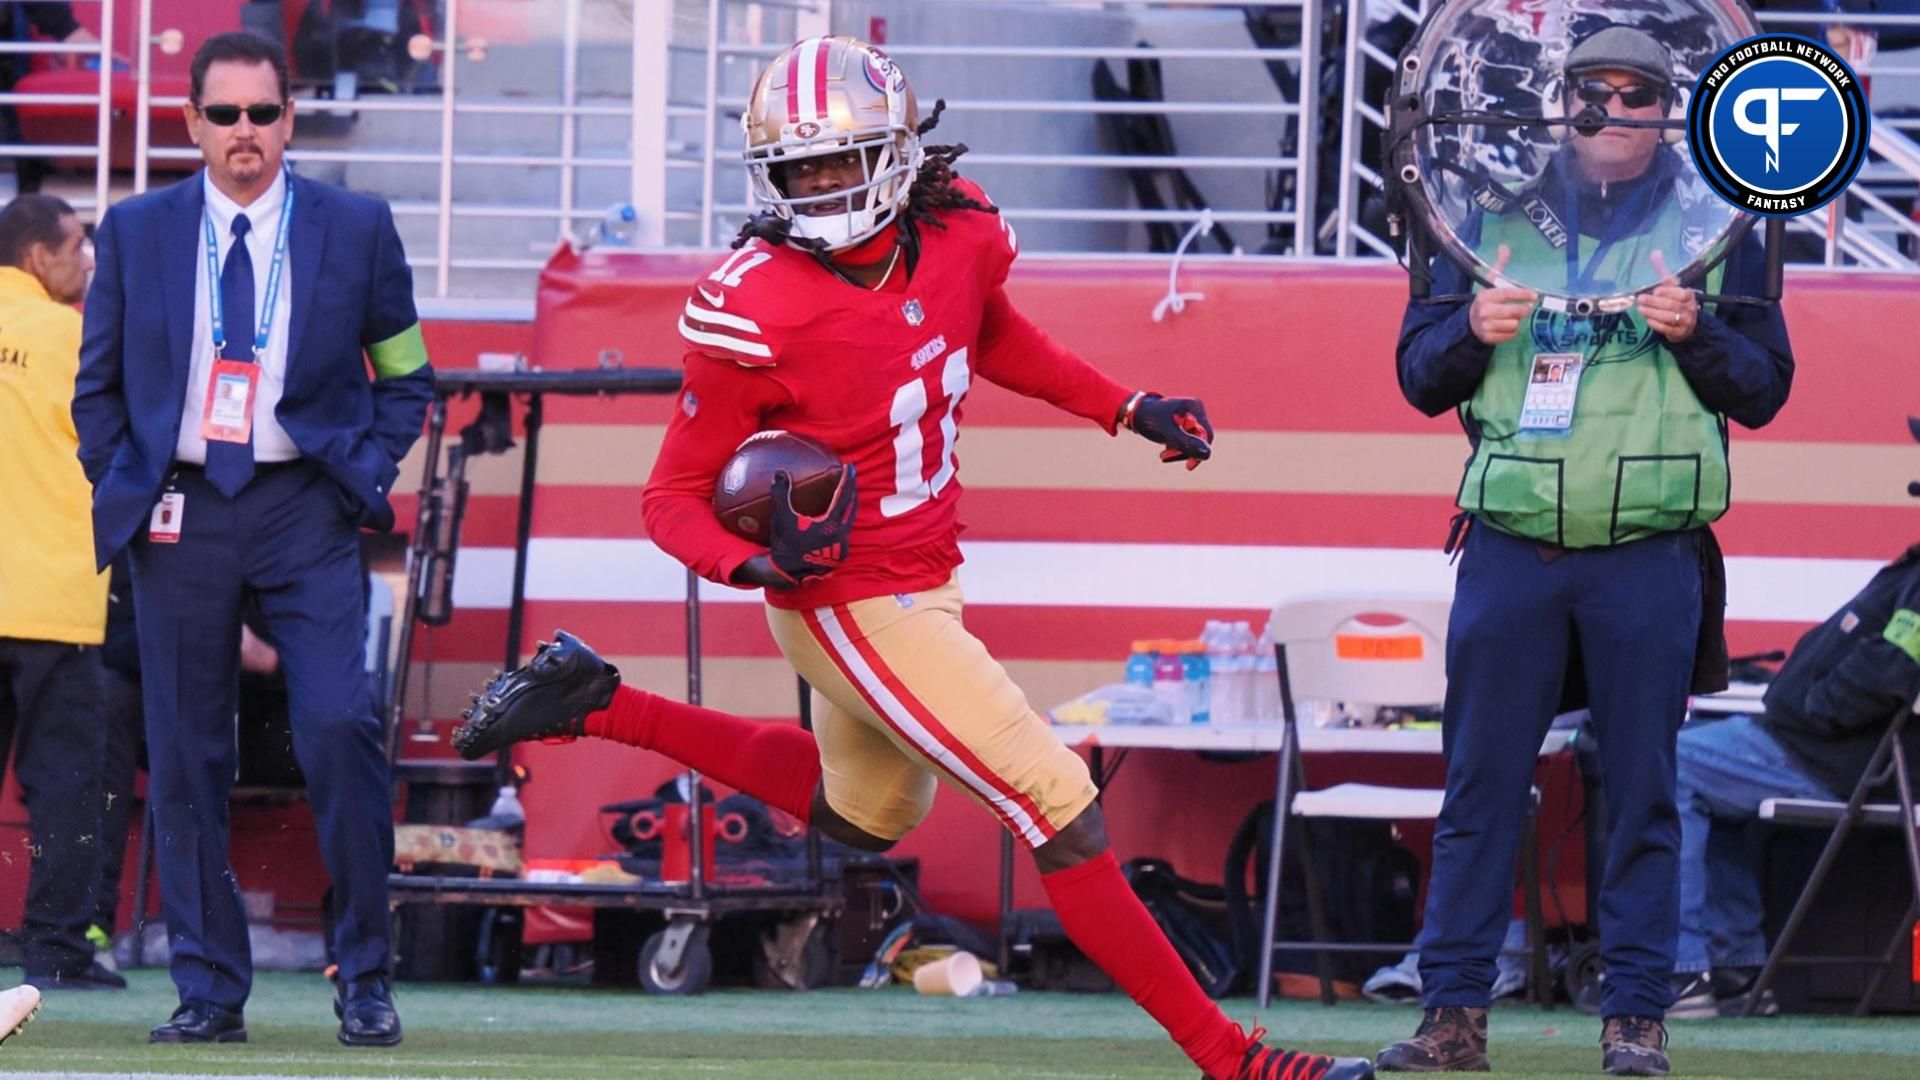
[901, 299, 924, 326]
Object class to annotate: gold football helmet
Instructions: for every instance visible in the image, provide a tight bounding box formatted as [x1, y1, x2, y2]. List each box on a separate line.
[743, 35, 922, 250]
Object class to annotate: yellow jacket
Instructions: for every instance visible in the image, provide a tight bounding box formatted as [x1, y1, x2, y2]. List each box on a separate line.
[0, 265, 106, 644]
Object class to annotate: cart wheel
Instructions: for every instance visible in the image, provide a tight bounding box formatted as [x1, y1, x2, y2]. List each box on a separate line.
[639, 923, 712, 996]
[753, 916, 833, 990]
[1563, 940, 1605, 1015]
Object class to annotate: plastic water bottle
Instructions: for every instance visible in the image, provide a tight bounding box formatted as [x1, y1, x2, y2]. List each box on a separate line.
[597, 203, 640, 246]
[1181, 641, 1211, 724]
[1203, 623, 1237, 726]
[1229, 621, 1260, 726]
[1152, 642, 1188, 724]
[1124, 640, 1157, 688]
[490, 784, 526, 827]
[1253, 621, 1281, 724]
[1207, 621, 1258, 727]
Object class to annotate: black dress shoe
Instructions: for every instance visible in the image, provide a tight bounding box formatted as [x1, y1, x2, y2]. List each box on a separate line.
[148, 1001, 247, 1044]
[338, 975, 402, 1047]
[26, 961, 127, 991]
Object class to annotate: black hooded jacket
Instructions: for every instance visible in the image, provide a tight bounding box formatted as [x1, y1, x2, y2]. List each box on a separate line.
[1760, 545, 1920, 794]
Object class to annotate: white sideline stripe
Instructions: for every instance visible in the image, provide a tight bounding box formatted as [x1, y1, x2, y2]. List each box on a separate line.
[676, 316, 773, 358]
[813, 605, 1050, 848]
[682, 298, 763, 335]
[447, 539, 1877, 624]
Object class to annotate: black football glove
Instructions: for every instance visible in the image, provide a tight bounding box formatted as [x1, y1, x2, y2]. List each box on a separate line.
[766, 464, 858, 586]
[1126, 393, 1214, 470]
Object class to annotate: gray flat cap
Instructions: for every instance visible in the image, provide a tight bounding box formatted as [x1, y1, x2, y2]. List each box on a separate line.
[1565, 25, 1675, 89]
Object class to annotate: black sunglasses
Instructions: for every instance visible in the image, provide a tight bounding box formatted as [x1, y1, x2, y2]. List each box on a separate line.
[1573, 79, 1663, 110]
[199, 103, 286, 127]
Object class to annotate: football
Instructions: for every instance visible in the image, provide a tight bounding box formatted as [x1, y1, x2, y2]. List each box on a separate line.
[713, 431, 846, 544]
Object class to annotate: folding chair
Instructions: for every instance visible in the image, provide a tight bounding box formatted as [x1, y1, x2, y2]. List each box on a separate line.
[1742, 697, 1920, 1016]
[1254, 593, 1550, 1009]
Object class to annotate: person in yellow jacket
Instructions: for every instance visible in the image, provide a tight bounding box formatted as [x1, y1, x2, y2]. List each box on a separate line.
[0, 193, 122, 992]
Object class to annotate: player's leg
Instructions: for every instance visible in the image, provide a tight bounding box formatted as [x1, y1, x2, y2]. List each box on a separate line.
[800, 683, 939, 852]
[453, 632, 818, 822]
[451, 632, 909, 853]
[780, 581, 1371, 1080]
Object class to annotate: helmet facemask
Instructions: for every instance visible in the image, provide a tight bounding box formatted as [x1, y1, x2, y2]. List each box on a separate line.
[742, 36, 924, 252]
[747, 130, 920, 250]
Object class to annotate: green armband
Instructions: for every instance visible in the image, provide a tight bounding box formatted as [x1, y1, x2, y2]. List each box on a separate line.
[368, 323, 429, 379]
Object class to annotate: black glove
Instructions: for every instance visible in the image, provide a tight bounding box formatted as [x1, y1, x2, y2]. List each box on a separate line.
[766, 464, 858, 586]
[1126, 393, 1214, 470]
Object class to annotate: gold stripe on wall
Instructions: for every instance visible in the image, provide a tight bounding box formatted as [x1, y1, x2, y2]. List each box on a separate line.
[395, 425, 1919, 507]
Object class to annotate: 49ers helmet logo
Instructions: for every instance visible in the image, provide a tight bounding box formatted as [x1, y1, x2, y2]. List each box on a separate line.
[864, 48, 901, 93]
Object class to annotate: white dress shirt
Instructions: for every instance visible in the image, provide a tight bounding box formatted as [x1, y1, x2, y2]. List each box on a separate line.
[175, 170, 300, 465]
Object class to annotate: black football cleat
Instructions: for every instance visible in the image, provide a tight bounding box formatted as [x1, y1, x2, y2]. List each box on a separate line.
[1227, 1027, 1376, 1080]
[451, 631, 621, 759]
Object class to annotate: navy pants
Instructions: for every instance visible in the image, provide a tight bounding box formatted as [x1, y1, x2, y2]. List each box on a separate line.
[128, 461, 393, 1011]
[1416, 522, 1702, 1020]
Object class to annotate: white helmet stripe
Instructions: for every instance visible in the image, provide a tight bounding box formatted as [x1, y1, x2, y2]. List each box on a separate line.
[794, 36, 827, 125]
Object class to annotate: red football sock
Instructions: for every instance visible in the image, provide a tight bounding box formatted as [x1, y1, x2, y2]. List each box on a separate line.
[1043, 851, 1250, 1079]
[584, 685, 819, 825]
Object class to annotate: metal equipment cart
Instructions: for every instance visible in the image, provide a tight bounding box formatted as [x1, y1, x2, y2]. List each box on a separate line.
[384, 363, 844, 993]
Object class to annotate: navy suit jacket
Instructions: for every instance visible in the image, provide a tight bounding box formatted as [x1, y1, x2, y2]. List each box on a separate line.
[74, 170, 434, 570]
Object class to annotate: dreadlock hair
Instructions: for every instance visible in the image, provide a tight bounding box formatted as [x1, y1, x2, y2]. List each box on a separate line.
[731, 99, 996, 253]
[903, 99, 996, 229]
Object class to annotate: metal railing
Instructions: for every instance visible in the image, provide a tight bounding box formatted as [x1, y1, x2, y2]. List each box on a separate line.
[688, 0, 1326, 257]
[1328, 3, 1920, 271]
[2, 1, 1913, 307]
[0, 0, 113, 218]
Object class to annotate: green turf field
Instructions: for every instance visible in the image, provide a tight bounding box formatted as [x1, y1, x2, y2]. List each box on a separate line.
[4, 969, 1918, 1078]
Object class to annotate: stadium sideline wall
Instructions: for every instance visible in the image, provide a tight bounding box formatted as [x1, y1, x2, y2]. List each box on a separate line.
[4, 261, 1913, 941]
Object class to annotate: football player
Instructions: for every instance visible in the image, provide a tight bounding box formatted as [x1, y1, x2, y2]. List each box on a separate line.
[456, 36, 1369, 1080]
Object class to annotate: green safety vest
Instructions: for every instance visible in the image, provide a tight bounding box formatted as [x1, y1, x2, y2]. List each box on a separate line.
[1456, 187, 1729, 549]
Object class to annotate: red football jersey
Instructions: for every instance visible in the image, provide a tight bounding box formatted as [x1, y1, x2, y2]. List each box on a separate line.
[643, 181, 1131, 610]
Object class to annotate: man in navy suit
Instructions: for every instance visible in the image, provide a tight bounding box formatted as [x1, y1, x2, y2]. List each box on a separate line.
[72, 31, 431, 1047]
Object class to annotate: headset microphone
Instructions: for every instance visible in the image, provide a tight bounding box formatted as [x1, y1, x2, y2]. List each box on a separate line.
[1572, 104, 1610, 138]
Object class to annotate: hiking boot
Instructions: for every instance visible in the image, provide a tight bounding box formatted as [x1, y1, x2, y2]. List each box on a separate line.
[1667, 972, 1717, 1021]
[452, 631, 620, 759]
[1223, 1025, 1376, 1080]
[1376, 1007, 1490, 1072]
[1600, 1016, 1670, 1077]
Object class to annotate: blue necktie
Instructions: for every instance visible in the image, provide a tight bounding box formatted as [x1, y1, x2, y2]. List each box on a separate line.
[205, 213, 255, 497]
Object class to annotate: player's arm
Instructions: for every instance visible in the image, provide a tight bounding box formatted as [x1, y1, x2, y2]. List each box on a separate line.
[641, 351, 792, 588]
[1663, 233, 1795, 429]
[975, 286, 1214, 467]
[974, 286, 1130, 430]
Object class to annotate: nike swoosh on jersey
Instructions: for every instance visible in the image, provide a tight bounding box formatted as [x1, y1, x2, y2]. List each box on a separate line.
[697, 286, 726, 308]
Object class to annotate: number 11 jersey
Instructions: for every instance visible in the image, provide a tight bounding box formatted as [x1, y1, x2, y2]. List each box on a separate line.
[643, 180, 1132, 611]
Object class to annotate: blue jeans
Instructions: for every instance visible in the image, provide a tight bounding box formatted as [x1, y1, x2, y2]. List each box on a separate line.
[1674, 715, 1841, 974]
